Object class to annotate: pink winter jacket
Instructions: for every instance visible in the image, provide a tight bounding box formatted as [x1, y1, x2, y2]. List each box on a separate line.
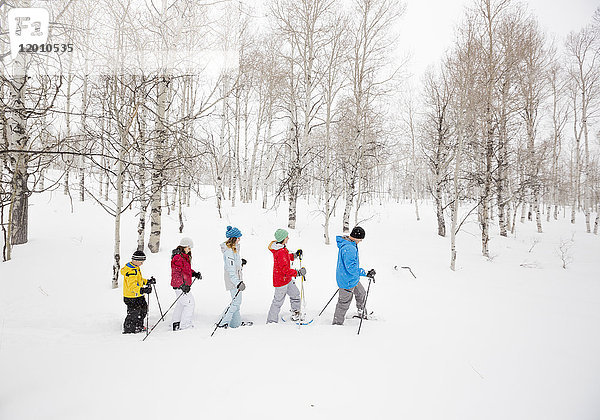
[171, 251, 193, 288]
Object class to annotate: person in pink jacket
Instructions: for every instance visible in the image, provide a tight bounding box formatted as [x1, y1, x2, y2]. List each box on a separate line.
[171, 237, 202, 331]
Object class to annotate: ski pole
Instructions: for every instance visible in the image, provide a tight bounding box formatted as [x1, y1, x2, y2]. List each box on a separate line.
[298, 255, 307, 308]
[297, 288, 338, 326]
[142, 278, 197, 342]
[154, 284, 165, 319]
[318, 289, 339, 317]
[298, 255, 308, 328]
[211, 290, 241, 337]
[357, 275, 374, 336]
[394, 265, 417, 279]
[145, 286, 150, 338]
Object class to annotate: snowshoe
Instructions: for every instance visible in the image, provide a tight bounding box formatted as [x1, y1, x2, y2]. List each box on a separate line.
[240, 321, 253, 327]
[281, 313, 314, 325]
[290, 310, 302, 322]
[350, 309, 376, 320]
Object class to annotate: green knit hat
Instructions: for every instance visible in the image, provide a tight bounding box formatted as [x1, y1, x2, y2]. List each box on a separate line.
[274, 228, 289, 242]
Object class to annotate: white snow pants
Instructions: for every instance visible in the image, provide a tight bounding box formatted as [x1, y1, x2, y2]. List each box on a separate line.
[172, 289, 195, 329]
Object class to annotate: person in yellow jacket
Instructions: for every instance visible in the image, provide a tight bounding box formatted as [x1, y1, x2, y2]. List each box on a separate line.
[121, 250, 155, 334]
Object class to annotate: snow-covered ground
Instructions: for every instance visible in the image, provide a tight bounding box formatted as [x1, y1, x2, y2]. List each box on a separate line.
[1, 189, 599, 420]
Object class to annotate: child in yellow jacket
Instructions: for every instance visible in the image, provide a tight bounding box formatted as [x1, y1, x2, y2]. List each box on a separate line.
[121, 250, 155, 334]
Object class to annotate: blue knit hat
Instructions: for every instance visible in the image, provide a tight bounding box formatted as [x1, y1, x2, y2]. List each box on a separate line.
[225, 225, 242, 238]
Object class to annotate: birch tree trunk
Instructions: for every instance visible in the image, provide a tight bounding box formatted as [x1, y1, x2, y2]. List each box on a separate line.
[571, 91, 581, 225]
[136, 102, 148, 251]
[64, 59, 73, 197]
[549, 63, 565, 223]
[178, 177, 184, 233]
[323, 99, 333, 244]
[79, 69, 89, 202]
[215, 73, 230, 218]
[148, 76, 168, 253]
[496, 75, 510, 237]
[112, 132, 125, 289]
[479, 0, 508, 257]
[6, 44, 30, 252]
[111, 78, 137, 289]
[435, 178, 446, 237]
[232, 82, 240, 208]
[410, 109, 420, 222]
[342, 173, 356, 234]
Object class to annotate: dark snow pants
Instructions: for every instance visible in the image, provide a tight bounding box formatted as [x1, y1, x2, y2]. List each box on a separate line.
[332, 282, 366, 325]
[123, 296, 148, 333]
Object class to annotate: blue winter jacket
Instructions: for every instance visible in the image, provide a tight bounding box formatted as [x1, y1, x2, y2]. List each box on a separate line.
[336, 236, 366, 289]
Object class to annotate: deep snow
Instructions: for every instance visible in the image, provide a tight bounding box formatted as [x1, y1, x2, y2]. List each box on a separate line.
[1, 188, 599, 420]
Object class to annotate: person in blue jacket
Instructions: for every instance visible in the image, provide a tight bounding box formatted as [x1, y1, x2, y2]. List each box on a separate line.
[333, 226, 375, 325]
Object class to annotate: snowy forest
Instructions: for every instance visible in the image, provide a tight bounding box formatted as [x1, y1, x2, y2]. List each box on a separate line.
[2, 1, 600, 419]
[1, 0, 598, 277]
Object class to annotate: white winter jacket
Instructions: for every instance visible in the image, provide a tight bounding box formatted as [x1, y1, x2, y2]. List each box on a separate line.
[220, 242, 243, 291]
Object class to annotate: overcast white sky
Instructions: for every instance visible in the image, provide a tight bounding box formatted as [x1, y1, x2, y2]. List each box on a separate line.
[398, 0, 599, 80]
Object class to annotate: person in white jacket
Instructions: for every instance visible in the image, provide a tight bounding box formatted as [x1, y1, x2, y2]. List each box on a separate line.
[218, 226, 251, 328]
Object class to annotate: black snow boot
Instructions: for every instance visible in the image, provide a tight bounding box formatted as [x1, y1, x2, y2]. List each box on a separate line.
[173, 322, 180, 331]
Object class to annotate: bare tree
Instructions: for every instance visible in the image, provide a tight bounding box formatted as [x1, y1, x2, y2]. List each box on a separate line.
[566, 25, 600, 233]
[547, 57, 569, 221]
[1, 0, 67, 259]
[341, 0, 405, 233]
[518, 16, 550, 234]
[317, 10, 350, 244]
[271, 0, 333, 229]
[448, 13, 480, 270]
[472, 0, 513, 257]
[421, 67, 455, 237]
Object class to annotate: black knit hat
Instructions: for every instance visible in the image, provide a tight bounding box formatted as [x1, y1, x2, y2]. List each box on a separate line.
[350, 226, 365, 240]
[132, 250, 146, 261]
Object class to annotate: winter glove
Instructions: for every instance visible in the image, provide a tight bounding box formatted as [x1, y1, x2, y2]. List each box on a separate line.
[297, 267, 307, 277]
[295, 249, 303, 258]
[237, 281, 246, 291]
[241, 258, 247, 266]
[366, 269, 376, 278]
[140, 286, 152, 294]
[147, 277, 156, 285]
[192, 271, 202, 280]
[181, 284, 191, 294]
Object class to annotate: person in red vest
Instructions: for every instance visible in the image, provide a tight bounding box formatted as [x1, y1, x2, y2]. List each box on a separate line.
[266, 228, 306, 323]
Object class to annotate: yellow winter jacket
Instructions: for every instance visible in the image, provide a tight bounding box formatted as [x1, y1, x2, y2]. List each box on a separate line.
[121, 262, 147, 298]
